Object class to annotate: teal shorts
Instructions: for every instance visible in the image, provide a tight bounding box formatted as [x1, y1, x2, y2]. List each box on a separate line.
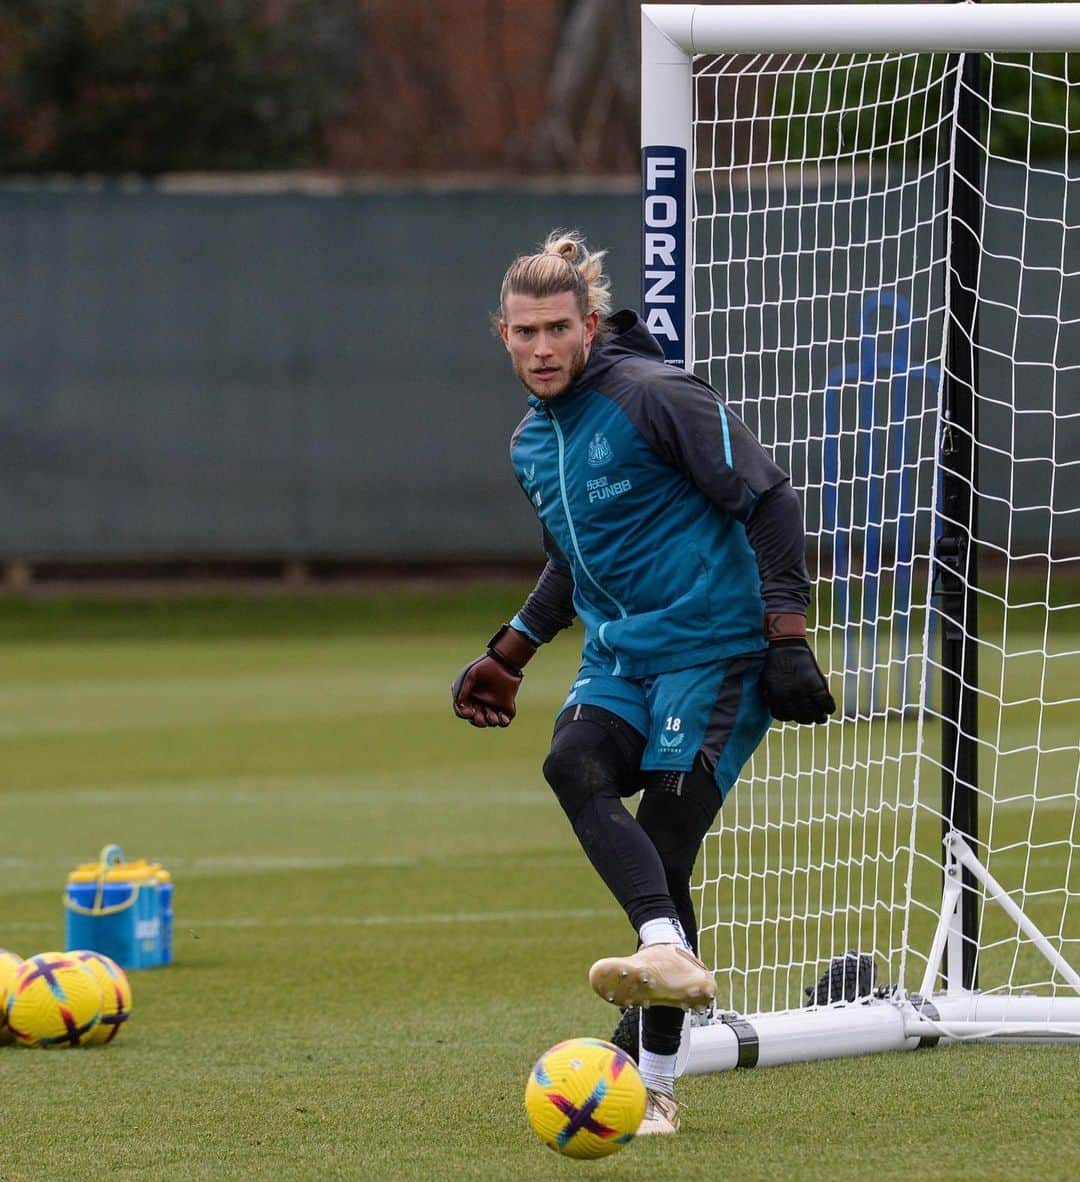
[559, 653, 772, 799]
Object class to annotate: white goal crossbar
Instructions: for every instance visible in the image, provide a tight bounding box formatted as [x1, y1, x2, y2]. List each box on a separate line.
[645, 3, 1080, 54]
[642, 3, 1080, 1073]
[641, 4, 1080, 367]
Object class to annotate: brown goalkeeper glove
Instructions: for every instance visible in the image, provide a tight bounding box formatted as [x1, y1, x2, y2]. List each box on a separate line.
[451, 624, 538, 728]
[760, 613, 837, 725]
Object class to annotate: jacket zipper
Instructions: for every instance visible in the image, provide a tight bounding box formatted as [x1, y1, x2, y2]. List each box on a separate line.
[546, 408, 627, 669]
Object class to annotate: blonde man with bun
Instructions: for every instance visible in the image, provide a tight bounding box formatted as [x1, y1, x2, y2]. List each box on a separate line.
[453, 231, 834, 1133]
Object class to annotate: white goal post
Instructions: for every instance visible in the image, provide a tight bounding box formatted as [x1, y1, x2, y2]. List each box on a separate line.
[641, 3, 1080, 1073]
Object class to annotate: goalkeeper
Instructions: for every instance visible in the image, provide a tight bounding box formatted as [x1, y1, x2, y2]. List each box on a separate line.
[452, 230, 835, 1134]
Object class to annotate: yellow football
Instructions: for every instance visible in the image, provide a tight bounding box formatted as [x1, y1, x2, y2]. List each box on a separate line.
[70, 950, 132, 1044]
[524, 1037, 646, 1159]
[5, 952, 101, 1048]
[0, 948, 24, 1046]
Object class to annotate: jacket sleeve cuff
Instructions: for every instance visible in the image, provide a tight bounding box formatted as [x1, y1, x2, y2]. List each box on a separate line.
[764, 612, 807, 642]
[509, 614, 544, 645]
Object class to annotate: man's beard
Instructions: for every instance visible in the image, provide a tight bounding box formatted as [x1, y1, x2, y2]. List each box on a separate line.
[515, 340, 588, 400]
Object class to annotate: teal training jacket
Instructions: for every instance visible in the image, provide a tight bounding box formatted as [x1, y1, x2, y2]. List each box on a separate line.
[508, 310, 792, 678]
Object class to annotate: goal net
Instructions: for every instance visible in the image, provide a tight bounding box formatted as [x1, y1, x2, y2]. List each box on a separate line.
[642, 4, 1080, 1050]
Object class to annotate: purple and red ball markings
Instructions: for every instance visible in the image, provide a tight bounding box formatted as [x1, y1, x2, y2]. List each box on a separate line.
[17, 956, 80, 1001]
[98, 983, 129, 1042]
[46, 1005, 89, 1047]
[550, 1080, 617, 1147]
[75, 951, 120, 980]
[606, 1048, 631, 1079]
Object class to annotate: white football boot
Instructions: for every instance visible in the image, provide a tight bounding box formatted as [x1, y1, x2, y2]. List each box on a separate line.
[588, 943, 716, 1009]
[636, 1090, 681, 1135]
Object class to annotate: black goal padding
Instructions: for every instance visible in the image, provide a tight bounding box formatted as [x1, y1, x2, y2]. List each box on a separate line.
[804, 951, 877, 1006]
[609, 1006, 640, 1062]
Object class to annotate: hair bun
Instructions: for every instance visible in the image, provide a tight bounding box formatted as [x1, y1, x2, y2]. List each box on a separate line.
[499, 228, 612, 321]
[547, 238, 579, 264]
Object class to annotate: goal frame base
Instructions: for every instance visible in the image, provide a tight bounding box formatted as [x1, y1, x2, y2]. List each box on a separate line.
[678, 830, 1080, 1076]
[677, 993, 1080, 1077]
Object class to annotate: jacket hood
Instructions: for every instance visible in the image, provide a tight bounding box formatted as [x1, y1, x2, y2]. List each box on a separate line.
[579, 309, 666, 384]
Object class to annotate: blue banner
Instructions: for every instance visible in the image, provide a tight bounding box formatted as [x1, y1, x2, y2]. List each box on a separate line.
[640, 146, 688, 368]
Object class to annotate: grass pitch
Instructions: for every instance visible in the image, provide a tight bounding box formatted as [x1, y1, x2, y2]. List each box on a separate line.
[0, 590, 1076, 1181]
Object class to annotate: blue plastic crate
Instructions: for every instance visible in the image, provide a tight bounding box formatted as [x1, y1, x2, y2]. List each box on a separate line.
[64, 845, 173, 970]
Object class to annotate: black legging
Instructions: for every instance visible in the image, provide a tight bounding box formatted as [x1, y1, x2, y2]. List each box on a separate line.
[543, 705, 721, 1056]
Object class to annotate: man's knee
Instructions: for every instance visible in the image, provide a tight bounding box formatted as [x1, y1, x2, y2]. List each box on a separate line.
[542, 706, 645, 822]
[637, 756, 721, 882]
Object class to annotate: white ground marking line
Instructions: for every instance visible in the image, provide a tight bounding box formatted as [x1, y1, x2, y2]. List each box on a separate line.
[0, 775, 550, 808]
[2, 907, 613, 934]
[0, 668, 496, 737]
[0, 852, 586, 898]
